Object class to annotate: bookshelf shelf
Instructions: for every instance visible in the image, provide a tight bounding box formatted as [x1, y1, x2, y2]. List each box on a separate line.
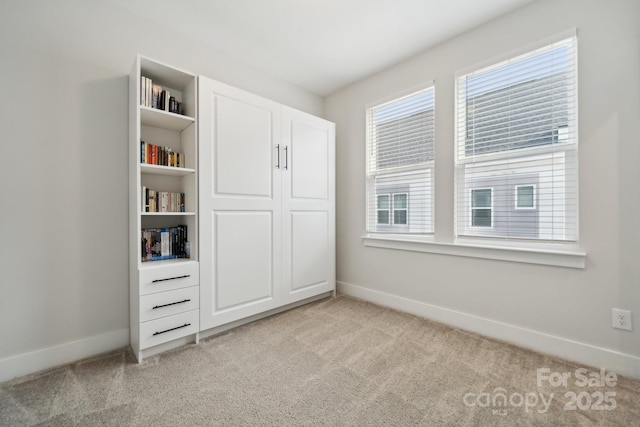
[140, 106, 195, 131]
[141, 164, 195, 176]
[139, 258, 197, 270]
[141, 212, 196, 216]
[129, 55, 199, 363]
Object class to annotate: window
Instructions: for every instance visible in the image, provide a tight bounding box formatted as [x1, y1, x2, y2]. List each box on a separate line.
[377, 195, 390, 224]
[393, 193, 408, 225]
[515, 185, 536, 209]
[366, 85, 435, 234]
[455, 36, 578, 241]
[377, 193, 408, 225]
[471, 188, 492, 227]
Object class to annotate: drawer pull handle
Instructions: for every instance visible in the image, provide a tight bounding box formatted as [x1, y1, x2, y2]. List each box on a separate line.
[152, 274, 190, 283]
[152, 299, 191, 310]
[153, 323, 191, 336]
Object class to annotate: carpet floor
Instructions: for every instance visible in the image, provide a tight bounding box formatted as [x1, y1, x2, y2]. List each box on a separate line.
[1, 295, 639, 426]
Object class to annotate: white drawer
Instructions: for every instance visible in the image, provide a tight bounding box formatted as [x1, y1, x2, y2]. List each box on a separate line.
[140, 309, 199, 350]
[140, 286, 199, 322]
[139, 261, 199, 295]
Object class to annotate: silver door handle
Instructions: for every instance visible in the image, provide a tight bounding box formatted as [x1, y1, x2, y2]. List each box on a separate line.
[276, 144, 280, 169]
[284, 146, 288, 170]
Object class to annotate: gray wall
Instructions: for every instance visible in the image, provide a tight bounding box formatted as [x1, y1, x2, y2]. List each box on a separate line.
[0, 0, 322, 364]
[325, 0, 640, 368]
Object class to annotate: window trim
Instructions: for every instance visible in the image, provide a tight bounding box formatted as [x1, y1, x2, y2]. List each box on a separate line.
[362, 234, 586, 269]
[360, 31, 585, 269]
[454, 32, 578, 242]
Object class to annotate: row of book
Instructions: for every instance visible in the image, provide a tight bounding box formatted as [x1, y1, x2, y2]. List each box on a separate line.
[142, 187, 186, 213]
[141, 141, 186, 168]
[141, 226, 189, 262]
[140, 76, 185, 115]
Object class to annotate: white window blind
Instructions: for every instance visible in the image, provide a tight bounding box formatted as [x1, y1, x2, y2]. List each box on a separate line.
[366, 86, 435, 234]
[455, 36, 578, 241]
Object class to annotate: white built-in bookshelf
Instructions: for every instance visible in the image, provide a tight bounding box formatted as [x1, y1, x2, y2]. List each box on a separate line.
[129, 55, 199, 362]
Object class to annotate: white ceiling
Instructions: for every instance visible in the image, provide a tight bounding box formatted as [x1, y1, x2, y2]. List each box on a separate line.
[112, 0, 534, 96]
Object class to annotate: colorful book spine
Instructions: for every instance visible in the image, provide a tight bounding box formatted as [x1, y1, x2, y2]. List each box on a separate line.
[139, 140, 186, 168]
[141, 225, 188, 262]
[141, 188, 185, 213]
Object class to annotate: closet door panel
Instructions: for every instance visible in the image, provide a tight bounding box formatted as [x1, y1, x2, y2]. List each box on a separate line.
[290, 211, 329, 291]
[199, 77, 282, 331]
[282, 107, 335, 304]
[291, 122, 328, 201]
[215, 96, 273, 198]
[214, 211, 274, 309]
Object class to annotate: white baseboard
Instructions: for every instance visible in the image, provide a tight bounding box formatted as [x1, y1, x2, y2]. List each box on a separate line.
[337, 281, 640, 380]
[0, 328, 130, 383]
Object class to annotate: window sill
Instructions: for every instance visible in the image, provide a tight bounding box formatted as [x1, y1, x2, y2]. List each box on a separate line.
[362, 234, 586, 269]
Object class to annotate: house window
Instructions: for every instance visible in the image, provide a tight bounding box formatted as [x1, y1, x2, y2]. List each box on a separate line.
[377, 193, 409, 225]
[515, 185, 536, 209]
[377, 195, 390, 224]
[366, 85, 435, 233]
[471, 188, 492, 227]
[455, 36, 578, 241]
[393, 193, 408, 225]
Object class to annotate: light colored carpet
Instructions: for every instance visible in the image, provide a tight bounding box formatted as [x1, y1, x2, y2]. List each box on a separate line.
[1, 295, 638, 426]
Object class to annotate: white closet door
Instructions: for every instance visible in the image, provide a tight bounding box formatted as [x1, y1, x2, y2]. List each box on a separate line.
[199, 77, 282, 330]
[281, 107, 335, 304]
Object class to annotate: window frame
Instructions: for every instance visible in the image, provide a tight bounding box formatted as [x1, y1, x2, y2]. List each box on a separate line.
[454, 34, 578, 242]
[362, 31, 585, 269]
[365, 82, 435, 235]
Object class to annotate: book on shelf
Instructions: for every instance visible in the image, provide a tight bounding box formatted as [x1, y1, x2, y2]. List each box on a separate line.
[140, 76, 154, 108]
[160, 89, 170, 112]
[151, 84, 162, 109]
[141, 225, 189, 262]
[140, 75, 185, 115]
[140, 141, 186, 168]
[142, 185, 148, 212]
[141, 186, 185, 213]
[140, 77, 146, 107]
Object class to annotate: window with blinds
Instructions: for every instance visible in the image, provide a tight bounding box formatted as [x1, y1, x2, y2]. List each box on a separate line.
[455, 36, 578, 241]
[366, 85, 435, 234]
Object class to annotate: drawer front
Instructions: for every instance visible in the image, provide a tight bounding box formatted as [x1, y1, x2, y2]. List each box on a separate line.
[140, 286, 199, 322]
[140, 309, 199, 350]
[139, 262, 199, 295]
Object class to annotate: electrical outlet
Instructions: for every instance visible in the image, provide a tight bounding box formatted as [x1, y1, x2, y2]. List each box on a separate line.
[612, 309, 632, 331]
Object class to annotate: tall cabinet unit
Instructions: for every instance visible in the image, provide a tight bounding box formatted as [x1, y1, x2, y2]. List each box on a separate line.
[129, 56, 199, 362]
[199, 77, 335, 331]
